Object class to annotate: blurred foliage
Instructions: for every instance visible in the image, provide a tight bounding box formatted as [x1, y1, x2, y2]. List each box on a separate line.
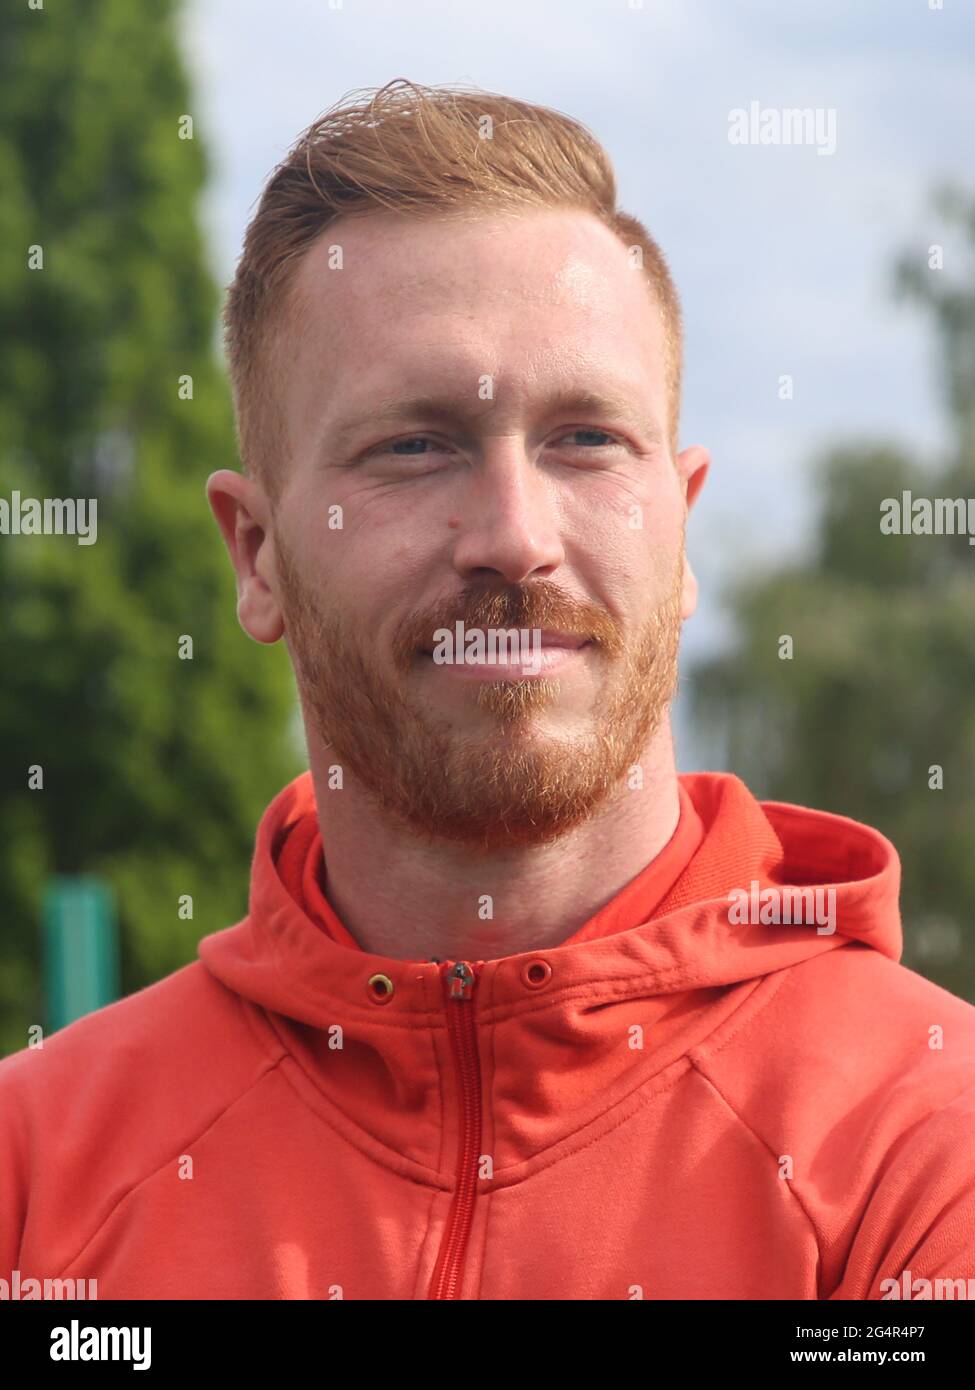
[692, 186, 975, 1002]
[0, 0, 301, 1055]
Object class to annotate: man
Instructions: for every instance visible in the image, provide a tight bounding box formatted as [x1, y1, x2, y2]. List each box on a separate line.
[2, 79, 974, 1302]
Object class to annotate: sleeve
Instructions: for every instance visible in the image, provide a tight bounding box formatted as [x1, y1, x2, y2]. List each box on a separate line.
[830, 1084, 975, 1299]
[0, 1050, 33, 1282]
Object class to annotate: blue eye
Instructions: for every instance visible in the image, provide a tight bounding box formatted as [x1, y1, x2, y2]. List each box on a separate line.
[376, 436, 457, 460]
[564, 429, 614, 447]
[390, 437, 437, 455]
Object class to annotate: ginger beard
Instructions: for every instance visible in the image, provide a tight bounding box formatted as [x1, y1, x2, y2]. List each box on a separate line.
[275, 530, 685, 850]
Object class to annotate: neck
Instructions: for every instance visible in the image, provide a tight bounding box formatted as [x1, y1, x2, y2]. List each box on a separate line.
[307, 721, 681, 961]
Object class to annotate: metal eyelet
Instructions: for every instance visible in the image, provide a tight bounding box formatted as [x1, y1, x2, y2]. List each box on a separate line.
[520, 959, 552, 989]
[367, 973, 394, 1004]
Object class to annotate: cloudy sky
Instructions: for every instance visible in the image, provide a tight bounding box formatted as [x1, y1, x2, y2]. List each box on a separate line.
[182, 0, 973, 761]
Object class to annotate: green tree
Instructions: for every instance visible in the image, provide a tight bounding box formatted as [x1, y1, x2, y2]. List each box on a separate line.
[0, 0, 300, 1055]
[692, 187, 975, 1002]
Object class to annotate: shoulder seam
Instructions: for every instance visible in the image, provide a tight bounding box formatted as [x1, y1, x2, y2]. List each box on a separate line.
[52, 1051, 288, 1280]
[688, 1056, 824, 1296]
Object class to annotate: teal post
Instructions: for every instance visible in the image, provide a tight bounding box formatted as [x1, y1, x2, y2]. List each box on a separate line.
[42, 876, 119, 1032]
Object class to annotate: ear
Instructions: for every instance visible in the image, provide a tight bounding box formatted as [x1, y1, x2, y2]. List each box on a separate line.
[674, 445, 709, 621]
[205, 470, 284, 644]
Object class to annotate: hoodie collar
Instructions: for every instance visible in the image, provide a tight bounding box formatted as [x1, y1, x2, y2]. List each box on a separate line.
[199, 768, 901, 1029]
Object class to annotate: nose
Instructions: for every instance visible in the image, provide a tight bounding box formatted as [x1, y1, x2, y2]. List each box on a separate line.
[450, 445, 565, 584]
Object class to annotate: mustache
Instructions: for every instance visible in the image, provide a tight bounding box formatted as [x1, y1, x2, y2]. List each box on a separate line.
[391, 580, 625, 672]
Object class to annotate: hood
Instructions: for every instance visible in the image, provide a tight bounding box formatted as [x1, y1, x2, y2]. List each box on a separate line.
[199, 769, 901, 1028]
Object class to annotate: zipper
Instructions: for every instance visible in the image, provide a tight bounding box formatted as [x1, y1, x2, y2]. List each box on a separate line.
[427, 960, 482, 1299]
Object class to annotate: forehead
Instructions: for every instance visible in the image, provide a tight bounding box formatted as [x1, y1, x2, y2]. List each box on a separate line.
[283, 207, 668, 423]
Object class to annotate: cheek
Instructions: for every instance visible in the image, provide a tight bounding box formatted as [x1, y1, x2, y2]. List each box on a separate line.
[329, 541, 437, 659]
[562, 461, 682, 537]
[330, 479, 451, 576]
[565, 481, 684, 589]
[635, 484, 686, 588]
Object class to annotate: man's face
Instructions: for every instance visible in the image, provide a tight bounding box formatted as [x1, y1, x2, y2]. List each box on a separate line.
[265, 207, 701, 849]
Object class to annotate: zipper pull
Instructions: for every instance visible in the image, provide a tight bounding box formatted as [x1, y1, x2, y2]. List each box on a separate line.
[444, 960, 477, 1000]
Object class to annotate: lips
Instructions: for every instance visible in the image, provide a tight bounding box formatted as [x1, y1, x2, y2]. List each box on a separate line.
[535, 630, 590, 650]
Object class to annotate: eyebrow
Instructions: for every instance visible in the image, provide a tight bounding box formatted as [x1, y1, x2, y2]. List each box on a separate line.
[325, 387, 664, 452]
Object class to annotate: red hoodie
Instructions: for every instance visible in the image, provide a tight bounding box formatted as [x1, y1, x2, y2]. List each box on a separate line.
[2, 770, 974, 1300]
